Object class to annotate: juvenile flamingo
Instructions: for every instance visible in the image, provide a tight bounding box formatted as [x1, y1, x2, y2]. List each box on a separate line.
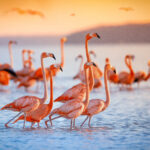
[12, 64, 63, 128]
[118, 55, 135, 89]
[51, 37, 67, 77]
[54, 33, 100, 103]
[81, 64, 116, 128]
[0, 52, 56, 128]
[45, 62, 96, 129]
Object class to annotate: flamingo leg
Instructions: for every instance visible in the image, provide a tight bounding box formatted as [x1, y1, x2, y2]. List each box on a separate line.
[73, 119, 76, 128]
[5, 112, 22, 128]
[37, 122, 40, 128]
[70, 119, 73, 129]
[88, 116, 92, 128]
[23, 113, 27, 128]
[31, 122, 36, 128]
[80, 116, 88, 128]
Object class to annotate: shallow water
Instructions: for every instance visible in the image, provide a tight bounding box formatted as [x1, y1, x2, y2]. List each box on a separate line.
[0, 43, 150, 150]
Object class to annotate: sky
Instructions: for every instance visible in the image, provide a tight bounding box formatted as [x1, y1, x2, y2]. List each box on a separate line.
[0, 0, 150, 36]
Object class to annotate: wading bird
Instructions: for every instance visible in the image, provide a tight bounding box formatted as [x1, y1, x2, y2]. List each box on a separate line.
[0, 52, 56, 128]
[45, 62, 96, 129]
[12, 64, 63, 128]
[118, 55, 135, 89]
[81, 64, 116, 128]
[54, 33, 100, 103]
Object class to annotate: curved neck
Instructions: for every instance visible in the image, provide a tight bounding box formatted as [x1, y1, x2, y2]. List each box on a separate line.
[40, 57, 48, 104]
[85, 39, 91, 62]
[8, 43, 13, 68]
[60, 40, 64, 67]
[104, 66, 110, 108]
[89, 66, 94, 91]
[83, 67, 90, 110]
[48, 70, 53, 110]
[125, 57, 134, 75]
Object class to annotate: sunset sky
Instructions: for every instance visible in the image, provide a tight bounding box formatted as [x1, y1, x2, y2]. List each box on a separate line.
[0, 0, 150, 36]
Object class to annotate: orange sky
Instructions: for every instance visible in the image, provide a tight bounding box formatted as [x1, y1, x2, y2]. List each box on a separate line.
[0, 0, 150, 36]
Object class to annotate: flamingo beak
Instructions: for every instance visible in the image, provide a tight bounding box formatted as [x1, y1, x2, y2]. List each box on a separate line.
[52, 54, 56, 60]
[96, 33, 100, 39]
[92, 62, 97, 67]
[60, 66, 63, 72]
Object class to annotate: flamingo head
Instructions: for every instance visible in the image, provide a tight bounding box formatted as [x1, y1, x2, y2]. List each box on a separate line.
[28, 50, 34, 55]
[22, 49, 27, 54]
[105, 64, 116, 74]
[50, 64, 63, 72]
[9, 40, 17, 45]
[41, 52, 56, 60]
[89, 50, 96, 58]
[61, 37, 67, 43]
[105, 58, 110, 64]
[84, 62, 97, 69]
[75, 54, 83, 61]
[86, 33, 100, 41]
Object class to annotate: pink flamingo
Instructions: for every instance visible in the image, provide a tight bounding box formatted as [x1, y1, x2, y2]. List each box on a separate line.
[118, 55, 135, 89]
[12, 64, 63, 128]
[80, 64, 116, 128]
[0, 52, 56, 128]
[51, 37, 67, 77]
[45, 62, 96, 129]
[54, 33, 100, 103]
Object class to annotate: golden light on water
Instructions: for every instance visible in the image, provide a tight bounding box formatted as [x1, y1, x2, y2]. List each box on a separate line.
[0, 0, 150, 36]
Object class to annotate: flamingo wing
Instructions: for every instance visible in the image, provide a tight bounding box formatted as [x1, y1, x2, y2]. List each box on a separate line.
[54, 83, 86, 103]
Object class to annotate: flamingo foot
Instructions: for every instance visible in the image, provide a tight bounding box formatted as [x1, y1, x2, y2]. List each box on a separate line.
[5, 124, 11, 128]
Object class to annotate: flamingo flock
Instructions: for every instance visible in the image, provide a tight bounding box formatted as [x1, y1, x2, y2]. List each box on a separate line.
[0, 33, 150, 129]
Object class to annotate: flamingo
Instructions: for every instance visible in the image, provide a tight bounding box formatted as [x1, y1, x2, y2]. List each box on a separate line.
[84, 34, 102, 88]
[81, 64, 116, 128]
[118, 55, 135, 89]
[12, 64, 63, 128]
[45, 62, 96, 129]
[0, 52, 56, 128]
[54, 34, 100, 103]
[73, 50, 98, 80]
[134, 60, 150, 84]
[0, 40, 17, 70]
[105, 58, 118, 84]
[51, 37, 67, 77]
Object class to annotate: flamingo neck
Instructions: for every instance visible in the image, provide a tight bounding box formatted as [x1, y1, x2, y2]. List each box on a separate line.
[83, 67, 90, 111]
[89, 66, 94, 91]
[104, 66, 110, 108]
[22, 52, 25, 68]
[8, 43, 13, 68]
[60, 40, 64, 68]
[85, 39, 91, 62]
[48, 70, 53, 111]
[40, 57, 48, 104]
[125, 57, 134, 76]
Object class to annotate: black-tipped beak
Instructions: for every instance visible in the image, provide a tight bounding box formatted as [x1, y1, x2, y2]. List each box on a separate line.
[60, 66, 63, 72]
[0, 68, 18, 77]
[92, 62, 97, 67]
[52, 54, 56, 60]
[113, 69, 116, 74]
[96, 33, 100, 39]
